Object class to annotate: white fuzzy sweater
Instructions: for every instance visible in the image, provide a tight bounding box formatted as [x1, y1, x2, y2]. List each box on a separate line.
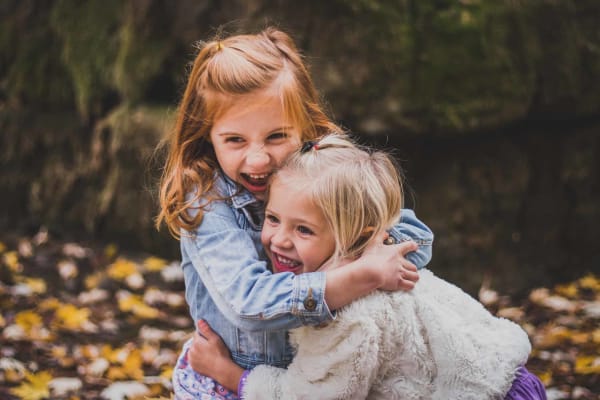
[243, 269, 531, 400]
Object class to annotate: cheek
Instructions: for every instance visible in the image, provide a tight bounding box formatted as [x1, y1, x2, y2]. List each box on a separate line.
[275, 143, 300, 164]
[260, 227, 271, 248]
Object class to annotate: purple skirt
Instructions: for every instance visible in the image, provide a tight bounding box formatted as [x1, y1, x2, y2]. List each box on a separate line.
[505, 367, 547, 400]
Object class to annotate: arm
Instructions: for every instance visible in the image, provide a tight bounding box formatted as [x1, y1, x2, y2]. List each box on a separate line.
[389, 209, 434, 269]
[184, 200, 422, 330]
[189, 315, 383, 400]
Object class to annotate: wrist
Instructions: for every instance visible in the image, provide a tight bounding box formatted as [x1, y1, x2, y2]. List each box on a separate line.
[356, 260, 383, 289]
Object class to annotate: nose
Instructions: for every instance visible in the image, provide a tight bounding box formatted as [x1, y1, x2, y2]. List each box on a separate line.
[246, 145, 270, 168]
[271, 228, 292, 249]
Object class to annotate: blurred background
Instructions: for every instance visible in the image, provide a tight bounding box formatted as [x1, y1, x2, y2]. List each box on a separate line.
[1, 0, 599, 296]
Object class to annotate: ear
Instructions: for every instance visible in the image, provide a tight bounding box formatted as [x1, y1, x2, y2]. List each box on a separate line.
[360, 226, 375, 237]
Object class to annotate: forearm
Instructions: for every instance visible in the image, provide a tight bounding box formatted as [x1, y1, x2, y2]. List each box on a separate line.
[324, 260, 379, 310]
[185, 206, 334, 330]
[216, 362, 245, 394]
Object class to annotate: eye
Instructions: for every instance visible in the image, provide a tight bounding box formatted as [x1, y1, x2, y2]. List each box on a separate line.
[267, 132, 288, 141]
[265, 213, 280, 224]
[297, 225, 314, 235]
[224, 136, 244, 144]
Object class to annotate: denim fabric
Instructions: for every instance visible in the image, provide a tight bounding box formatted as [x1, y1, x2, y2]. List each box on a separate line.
[180, 171, 433, 369]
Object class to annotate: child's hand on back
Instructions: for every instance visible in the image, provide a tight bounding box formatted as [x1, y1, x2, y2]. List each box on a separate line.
[188, 320, 244, 392]
[362, 231, 419, 291]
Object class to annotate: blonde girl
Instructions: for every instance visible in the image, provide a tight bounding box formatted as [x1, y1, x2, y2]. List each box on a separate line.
[157, 28, 433, 399]
[189, 134, 546, 400]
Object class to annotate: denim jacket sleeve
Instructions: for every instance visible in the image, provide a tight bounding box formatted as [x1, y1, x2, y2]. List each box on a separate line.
[181, 198, 334, 332]
[388, 209, 434, 269]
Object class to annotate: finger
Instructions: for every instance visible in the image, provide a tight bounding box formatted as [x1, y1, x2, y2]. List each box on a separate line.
[401, 259, 417, 272]
[398, 279, 416, 291]
[401, 269, 419, 284]
[197, 319, 218, 341]
[397, 241, 418, 255]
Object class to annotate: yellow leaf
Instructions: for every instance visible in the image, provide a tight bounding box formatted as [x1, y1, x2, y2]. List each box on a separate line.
[3, 251, 22, 273]
[15, 277, 47, 295]
[574, 355, 600, 374]
[592, 329, 600, 344]
[118, 293, 160, 319]
[54, 304, 91, 331]
[555, 283, 578, 298]
[15, 310, 43, 334]
[143, 256, 168, 272]
[38, 297, 62, 311]
[104, 243, 119, 259]
[579, 274, 600, 291]
[84, 272, 104, 290]
[160, 366, 173, 380]
[108, 258, 138, 280]
[10, 371, 52, 400]
[122, 349, 144, 380]
[0, 241, 6, 253]
[537, 370, 552, 386]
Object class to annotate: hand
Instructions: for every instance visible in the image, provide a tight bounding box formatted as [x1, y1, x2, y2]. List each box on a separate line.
[187, 320, 244, 392]
[362, 232, 419, 292]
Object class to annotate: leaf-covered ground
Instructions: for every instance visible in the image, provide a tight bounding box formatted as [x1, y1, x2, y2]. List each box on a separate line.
[0, 229, 598, 399]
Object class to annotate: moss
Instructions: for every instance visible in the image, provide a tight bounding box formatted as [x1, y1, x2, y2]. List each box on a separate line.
[50, 0, 123, 119]
[1, 4, 74, 107]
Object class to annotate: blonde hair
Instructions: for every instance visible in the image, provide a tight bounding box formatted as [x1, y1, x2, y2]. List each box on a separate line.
[274, 134, 403, 263]
[157, 27, 341, 237]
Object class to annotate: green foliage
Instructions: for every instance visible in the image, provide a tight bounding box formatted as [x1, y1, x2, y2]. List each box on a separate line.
[50, 0, 123, 119]
[113, 2, 172, 104]
[0, 4, 73, 107]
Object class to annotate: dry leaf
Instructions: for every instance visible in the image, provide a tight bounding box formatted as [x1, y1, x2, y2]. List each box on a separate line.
[57, 260, 78, 280]
[10, 371, 52, 400]
[117, 291, 161, 319]
[108, 258, 138, 280]
[574, 356, 600, 375]
[143, 257, 168, 272]
[48, 377, 82, 396]
[54, 304, 92, 331]
[99, 381, 149, 400]
[3, 251, 22, 273]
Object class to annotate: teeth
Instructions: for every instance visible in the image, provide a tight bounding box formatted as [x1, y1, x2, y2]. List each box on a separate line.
[248, 173, 269, 180]
[276, 254, 300, 266]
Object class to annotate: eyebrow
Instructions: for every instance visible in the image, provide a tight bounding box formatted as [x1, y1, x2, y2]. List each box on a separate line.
[215, 126, 295, 136]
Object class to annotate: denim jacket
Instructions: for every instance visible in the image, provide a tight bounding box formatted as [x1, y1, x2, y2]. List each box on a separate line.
[180, 171, 434, 369]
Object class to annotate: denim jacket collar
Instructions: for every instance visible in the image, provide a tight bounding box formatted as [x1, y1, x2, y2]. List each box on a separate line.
[215, 170, 264, 230]
[217, 170, 263, 209]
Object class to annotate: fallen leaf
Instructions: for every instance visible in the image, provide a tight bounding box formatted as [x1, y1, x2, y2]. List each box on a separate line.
[118, 291, 161, 319]
[3, 251, 22, 273]
[108, 258, 138, 281]
[48, 377, 83, 396]
[10, 370, 52, 400]
[57, 260, 78, 280]
[54, 304, 92, 331]
[99, 381, 149, 400]
[574, 356, 600, 375]
[144, 257, 168, 272]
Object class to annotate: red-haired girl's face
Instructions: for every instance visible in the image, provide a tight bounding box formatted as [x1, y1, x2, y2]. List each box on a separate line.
[209, 89, 301, 200]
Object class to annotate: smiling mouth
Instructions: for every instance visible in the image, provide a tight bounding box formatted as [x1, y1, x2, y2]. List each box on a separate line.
[240, 173, 270, 190]
[272, 252, 302, 274]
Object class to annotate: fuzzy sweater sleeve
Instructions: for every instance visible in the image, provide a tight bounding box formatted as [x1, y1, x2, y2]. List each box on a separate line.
[242, 298, 385, 399]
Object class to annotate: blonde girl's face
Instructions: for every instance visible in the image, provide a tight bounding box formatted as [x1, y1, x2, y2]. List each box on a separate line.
[209, 89, 302, 200]
[261, 177, 336, 275]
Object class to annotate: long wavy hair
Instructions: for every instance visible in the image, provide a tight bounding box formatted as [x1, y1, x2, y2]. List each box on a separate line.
[157, 27, 341, 238]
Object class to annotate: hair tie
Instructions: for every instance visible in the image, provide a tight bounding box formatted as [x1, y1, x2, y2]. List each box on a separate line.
[301, 140, 319, 153]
